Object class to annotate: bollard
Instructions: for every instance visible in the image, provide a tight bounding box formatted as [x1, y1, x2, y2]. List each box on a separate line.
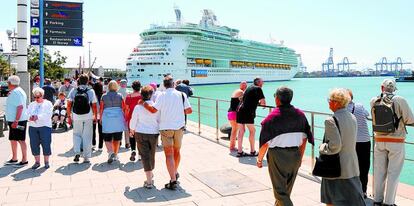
[0, 116, 4, 138]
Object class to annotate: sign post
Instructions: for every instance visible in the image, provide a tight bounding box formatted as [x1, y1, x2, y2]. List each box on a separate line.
[39, 0, 44, 87]
[30, 0, 83, 86]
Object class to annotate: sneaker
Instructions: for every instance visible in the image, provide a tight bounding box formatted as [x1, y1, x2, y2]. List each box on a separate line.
[125, 143, 131, 149]
[97, 148, 103, 152]
[52, 123, 57, 130]
[4, 159, 18, 165]
[14, 161, 28, 168]
[31, 162, 41, 170]
[143, 180, 154, 189]
[83, 158, 90, 164]
[130, 151, 136, 162]
[107, 153, 115, 164]
[73, 154, 80, 163]
[114, 154, 119, 161]
[44, 162, 50, 169]
[92, 145, 96, 151]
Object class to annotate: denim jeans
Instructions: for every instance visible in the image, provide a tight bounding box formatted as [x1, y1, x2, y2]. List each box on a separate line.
[28, 126, 52, 156]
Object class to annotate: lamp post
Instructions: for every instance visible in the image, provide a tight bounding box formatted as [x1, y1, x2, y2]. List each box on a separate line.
[88, 41, 92, 69]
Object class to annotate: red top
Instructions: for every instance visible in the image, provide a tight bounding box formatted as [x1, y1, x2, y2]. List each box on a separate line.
[125, 93, 142, 124]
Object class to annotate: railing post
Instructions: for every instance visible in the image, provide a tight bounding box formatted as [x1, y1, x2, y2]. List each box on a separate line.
[372, 133, 375, 198]
[311, 113, 315, 171]
[216, 100, 219, 141]
[198, 98, 201, 135]
[268, 107, 272, 114]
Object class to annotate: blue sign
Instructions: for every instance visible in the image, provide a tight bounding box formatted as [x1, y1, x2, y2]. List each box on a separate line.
[31, 17, 40, 27]
[31, 37, 40, 45]
[73, 37, 82, 46]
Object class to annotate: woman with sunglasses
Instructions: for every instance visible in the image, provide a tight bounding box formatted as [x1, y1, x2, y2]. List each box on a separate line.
[27, 87, 54, 169]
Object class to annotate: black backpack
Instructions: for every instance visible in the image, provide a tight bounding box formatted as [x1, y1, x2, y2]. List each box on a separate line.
[73, 87, 91, 115]
[372, 95, 401, 133]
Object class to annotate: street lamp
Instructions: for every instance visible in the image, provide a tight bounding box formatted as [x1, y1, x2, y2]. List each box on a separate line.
[6, 29, 17, 52]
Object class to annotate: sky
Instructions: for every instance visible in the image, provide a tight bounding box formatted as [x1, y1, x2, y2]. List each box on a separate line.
[0, 0, 413, 71]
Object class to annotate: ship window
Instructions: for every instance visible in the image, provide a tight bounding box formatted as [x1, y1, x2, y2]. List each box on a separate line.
[168, 63, 170, 65]
[171, 63, 174, 65]
[137, 63, 140, 65]
[163, 63, 166, 65]
[149, 74, 153, 77]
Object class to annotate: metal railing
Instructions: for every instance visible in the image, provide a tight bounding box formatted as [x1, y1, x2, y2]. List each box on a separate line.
[189, 95, 414, 166]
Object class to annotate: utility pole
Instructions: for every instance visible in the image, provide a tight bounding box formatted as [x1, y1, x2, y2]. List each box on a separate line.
[88, 41, 92, 69]
[17, 0, 30, 101]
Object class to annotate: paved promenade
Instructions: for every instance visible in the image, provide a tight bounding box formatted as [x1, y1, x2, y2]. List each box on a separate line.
[0, 121, 413, 206]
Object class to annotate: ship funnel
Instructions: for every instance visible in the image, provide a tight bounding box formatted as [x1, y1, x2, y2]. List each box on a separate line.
[174, 6, 182, 23]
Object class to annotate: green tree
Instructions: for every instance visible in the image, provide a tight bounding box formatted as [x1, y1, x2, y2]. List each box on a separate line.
[28, 46, 68, 80]
[0, 55, 15, 79]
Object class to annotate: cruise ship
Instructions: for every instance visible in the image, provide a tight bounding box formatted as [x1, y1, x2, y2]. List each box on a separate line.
[126, 9, 300, 85]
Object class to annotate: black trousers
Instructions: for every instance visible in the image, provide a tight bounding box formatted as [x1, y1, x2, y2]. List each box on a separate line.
[92, 122, 103, 149]
[356, 141, 371, 193]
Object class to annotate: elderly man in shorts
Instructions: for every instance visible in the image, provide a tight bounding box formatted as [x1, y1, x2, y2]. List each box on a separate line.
[4, 75, 30, 167]
[139, 75, 192, 190]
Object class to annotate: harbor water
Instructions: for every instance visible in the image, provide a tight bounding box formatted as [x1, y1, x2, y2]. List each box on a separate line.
[187, 76, 414, 186]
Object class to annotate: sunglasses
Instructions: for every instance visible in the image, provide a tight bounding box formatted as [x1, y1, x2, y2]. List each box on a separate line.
[34, 96, 42, 99]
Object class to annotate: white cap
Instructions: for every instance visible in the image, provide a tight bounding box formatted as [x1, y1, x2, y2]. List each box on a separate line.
[382, 78, 397, 92]
[7, 75, 20, 86]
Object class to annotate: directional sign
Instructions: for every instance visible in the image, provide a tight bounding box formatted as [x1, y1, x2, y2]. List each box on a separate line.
[44, 28, 82, 37]
[44, 10, 82, 20]
[44, 37, 83, 46]
[44, 1, 82, 11]
[43, 1, 83, 46]
[44, 19, 82, 28]
[30, 1, 83, 46]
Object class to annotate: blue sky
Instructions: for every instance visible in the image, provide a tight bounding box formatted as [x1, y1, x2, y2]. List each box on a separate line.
[0, 0, 413, 71]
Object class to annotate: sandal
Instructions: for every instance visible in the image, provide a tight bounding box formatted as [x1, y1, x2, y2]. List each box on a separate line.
[164, 180, 178, 190]
[175, 173, 180, 182]
[249, 151, 258, 157]
[236, 151, 247, 157]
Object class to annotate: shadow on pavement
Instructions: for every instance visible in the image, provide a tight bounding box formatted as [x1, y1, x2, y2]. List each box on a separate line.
[237, 155, 268, 167]
[58, 148, 76, 158]
[0, 165, 18, 178]
[119, 161, 143, 173]
[91, 162, 120, 173]
[55, 162, 91, 176]
[11, 167, 46, 181]
[123, 185, 191, 203]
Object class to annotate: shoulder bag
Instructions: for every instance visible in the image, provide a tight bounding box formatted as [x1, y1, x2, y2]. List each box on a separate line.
[312, 116, 341, 178]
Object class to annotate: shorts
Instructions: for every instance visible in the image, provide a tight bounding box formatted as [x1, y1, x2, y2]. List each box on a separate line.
[103, 132, 123, 142]
[7, 121, 28, 141]
[160, 129, 184, 148]
[236, 110, 255, 124]
[227, 111, 237, 121]
[135, 133, 158, 171]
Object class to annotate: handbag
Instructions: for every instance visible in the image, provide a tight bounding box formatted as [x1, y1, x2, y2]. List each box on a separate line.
[312, 116, 341, 178]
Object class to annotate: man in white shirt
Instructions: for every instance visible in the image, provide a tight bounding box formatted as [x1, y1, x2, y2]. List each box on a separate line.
[139, 76, 192, 190]
[257, 86, 314, 206]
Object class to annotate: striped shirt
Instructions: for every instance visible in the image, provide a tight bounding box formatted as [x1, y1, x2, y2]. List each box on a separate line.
[347, 101, 371, 142]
